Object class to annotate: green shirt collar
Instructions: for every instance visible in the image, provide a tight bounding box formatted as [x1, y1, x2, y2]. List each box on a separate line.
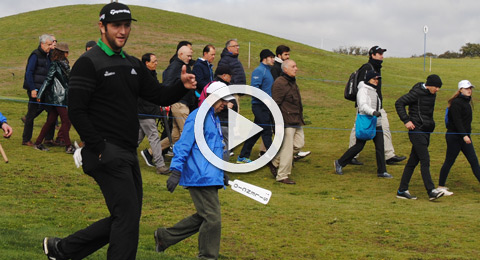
[97, 38, 126, 58]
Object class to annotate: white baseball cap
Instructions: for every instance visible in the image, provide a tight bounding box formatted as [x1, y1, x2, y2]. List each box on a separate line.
[458, 80, 475, 90]
[206, 82, 235, 101]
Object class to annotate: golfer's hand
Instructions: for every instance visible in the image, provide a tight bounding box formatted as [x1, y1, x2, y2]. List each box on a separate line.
[2, 123, 12, 138]
[464, 136, 472, 144]
[372, 111, 381, 117]
[405, 121, 415, 130]
[31, 90, 37, 98]
[73, 147, 83, 168]
[180, 65, 197, 90]
[223, 173, 230, 186]
[167, 170, 181, 193]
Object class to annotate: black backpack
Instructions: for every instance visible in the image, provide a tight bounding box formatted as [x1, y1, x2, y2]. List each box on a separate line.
[344, 63, 374, 101]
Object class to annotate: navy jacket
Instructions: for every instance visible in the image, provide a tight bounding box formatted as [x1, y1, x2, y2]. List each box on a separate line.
[217, 48, 246, 85]
[192, 58, 213, 94]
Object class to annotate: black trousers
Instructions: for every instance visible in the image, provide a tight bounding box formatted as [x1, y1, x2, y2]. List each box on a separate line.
[338, 126, 386, 174]
[22, 92, 54, 142]
[59, 143, 142, 260]
[239, 103, 273, 158]
[398, 132, 435, 193]
[439, 133, 480, 186]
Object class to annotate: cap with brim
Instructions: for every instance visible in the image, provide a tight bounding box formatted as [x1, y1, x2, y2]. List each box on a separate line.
[369, 46, 387, 55]
[55, 42, 69, 52]
[458, 80, 475, 89]
[99, 2, 137, 23]
[206, 82, 235, 101]
[365, 70, 381, 82]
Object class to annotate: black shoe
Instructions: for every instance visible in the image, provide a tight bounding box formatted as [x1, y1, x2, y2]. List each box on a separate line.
[396, 190, 417, 200]
[334, 160, 343, 175]
[34, 144, 49, 151]
[348, 158, 363, 165]
[154, 229, 168, 253]
[43, 237, 66, 260]
[429, 188, 445, 201]
[377, 172, 393, 178]
[386, 155, 407, 165]
[141, 148, 154, 167]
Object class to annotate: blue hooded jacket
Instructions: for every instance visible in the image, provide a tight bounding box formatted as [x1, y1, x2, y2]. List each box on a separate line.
[170, 107, 225, 187]
[251, 62, 273, 105]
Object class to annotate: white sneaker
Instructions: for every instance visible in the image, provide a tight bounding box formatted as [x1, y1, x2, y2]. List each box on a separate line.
[297, 151, 311, 157]
[294, 151, 311, 162]
[437, 186, 454, 196]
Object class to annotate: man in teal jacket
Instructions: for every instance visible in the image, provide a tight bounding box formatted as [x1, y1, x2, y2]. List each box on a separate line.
[155, 82, 233, 259]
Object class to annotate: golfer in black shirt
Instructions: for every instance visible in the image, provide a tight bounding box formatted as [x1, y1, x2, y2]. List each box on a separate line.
[43, 3, 196, 260]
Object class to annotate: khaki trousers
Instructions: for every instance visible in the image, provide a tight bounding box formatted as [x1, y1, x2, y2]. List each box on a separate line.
[273, 127, 304, 181]
[160, 102, 189, 150]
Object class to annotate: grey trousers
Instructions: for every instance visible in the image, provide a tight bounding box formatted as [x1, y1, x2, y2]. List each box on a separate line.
[138, 118, 165, 168]
[349, 108, 395, 160]
[157, 187, 221, 259]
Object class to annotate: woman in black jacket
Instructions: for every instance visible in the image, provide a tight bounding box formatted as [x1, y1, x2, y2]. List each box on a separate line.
[34, 43, 74, 153]
[438, 80, 480, 196]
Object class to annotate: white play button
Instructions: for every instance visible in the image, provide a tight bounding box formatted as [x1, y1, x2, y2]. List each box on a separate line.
[227, 108, 263, 150]
[194, 85, 284, 173]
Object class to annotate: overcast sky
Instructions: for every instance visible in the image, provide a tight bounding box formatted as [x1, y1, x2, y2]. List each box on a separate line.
[2, 0, 479, 57]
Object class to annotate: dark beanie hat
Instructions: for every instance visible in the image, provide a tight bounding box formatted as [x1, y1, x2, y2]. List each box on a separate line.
[259, 49, 275, 62]
[85, 40, 96, 50]
[215, 66, 232, 76]
[426, 74, 442, 88]
[365, 70, 381, 82]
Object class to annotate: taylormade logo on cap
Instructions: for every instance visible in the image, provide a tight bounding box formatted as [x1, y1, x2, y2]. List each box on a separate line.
[110, 9, 131, 15]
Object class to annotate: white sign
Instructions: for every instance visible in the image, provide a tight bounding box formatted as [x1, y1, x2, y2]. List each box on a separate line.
[424, 25, 428, 34]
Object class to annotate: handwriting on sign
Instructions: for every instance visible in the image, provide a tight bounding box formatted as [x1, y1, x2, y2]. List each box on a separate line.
[233, 183, 269, 202]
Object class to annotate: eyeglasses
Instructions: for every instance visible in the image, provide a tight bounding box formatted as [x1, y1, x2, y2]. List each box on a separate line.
[229, 45, 239, 48]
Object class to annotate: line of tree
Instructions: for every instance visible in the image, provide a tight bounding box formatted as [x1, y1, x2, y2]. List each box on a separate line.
[412, 42, 480, 59]
[332, 46, 369, 56]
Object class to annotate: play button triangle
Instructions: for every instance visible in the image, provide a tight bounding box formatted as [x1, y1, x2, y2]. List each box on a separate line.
[227, 108, 263, 150]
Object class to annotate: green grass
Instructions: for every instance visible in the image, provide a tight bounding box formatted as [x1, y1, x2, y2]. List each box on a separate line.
[1, 4, 480, 260]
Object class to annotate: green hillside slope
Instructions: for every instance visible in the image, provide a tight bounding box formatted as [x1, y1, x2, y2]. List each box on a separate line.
[1, 4, 480, 259]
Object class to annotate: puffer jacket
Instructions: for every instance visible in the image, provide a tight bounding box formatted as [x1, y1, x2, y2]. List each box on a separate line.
[447, 94, 472, 135]
[170, 108, 225, 187]
[357, 81, 381, 127]
[395, 82, 437, 133]
[272, 72, 305, 126]
[217, 48, 246, 84]
[37, 60, 69, 106]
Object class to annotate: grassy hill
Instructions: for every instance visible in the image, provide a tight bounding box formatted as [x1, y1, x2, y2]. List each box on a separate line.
[1, 4, 480, 259]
